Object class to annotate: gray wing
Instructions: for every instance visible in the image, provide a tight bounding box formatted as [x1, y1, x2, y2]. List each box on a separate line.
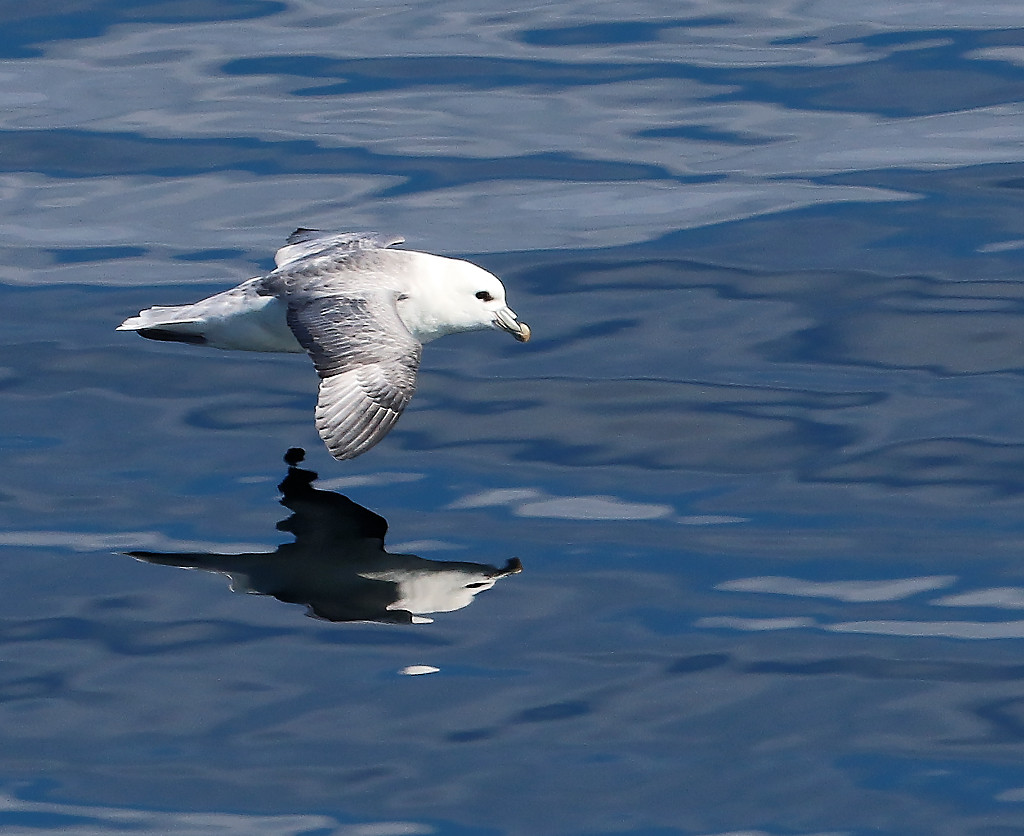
[274, 229, 405, 270]
[284, 293, 422, 461]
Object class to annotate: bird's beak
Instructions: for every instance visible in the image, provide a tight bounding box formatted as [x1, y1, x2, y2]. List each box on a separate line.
[491, 557, 524, 577]
[494, 306, 531, 342]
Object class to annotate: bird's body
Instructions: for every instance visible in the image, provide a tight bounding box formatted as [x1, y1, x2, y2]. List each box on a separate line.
[118, 230, 530, 460]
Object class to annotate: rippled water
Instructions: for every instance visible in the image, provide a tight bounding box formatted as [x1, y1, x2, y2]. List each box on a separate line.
[5, 1, 1024, 834]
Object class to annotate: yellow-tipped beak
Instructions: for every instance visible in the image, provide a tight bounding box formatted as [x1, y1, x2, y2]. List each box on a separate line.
[494, 307, 531, 342]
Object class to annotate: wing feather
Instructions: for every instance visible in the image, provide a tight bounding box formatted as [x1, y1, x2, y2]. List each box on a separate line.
[283, 294, 421, 461]
[274, 230, 405, 270]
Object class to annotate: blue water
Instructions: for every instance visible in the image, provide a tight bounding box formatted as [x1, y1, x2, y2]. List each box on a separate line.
[4, 1, 1024, 834]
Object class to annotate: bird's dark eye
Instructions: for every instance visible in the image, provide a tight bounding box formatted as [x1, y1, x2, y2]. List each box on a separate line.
[475, 291, 494, 302]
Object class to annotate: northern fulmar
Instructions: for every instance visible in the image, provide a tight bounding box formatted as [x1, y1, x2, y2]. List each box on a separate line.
[118, 229, 531, 460]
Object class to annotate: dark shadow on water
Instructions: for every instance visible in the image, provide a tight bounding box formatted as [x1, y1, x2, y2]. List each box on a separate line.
[745, 656, 1024, 682]
[0, 129, 683, 196]
[0, 0, 286, 59]
[220, 29, 1024, 117]
[128, 448, 522, 625]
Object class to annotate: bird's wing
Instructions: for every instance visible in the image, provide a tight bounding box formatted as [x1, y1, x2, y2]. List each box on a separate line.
[274, 229, 405, 270]
[283, 292, 422, 461]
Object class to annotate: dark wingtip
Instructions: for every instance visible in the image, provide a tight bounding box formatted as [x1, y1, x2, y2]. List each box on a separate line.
[496, 557, 523, 576]
[285, 227, 322, 245]
[136, 327, 207, 345]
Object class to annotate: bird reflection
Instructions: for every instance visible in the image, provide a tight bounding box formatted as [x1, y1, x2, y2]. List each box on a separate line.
[130, 448, 522, 624]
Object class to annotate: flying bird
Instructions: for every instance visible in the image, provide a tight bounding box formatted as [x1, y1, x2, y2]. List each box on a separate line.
[118, 229, 531, 460]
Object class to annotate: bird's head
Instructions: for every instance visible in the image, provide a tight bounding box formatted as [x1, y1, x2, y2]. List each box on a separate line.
[399, 255, 531, 344]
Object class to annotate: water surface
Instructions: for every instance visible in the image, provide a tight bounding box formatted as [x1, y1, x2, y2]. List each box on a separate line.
[4, 1, 1024, 834]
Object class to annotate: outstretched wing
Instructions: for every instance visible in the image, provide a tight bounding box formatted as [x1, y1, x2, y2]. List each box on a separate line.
[274, 229, 405, 270]
[284, 293, 422, 461]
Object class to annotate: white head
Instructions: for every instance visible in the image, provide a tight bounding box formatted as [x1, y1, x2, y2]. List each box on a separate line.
[382, 557, 523, 615]
[385, 568, 500, 615]
[397, 253, 531, 344]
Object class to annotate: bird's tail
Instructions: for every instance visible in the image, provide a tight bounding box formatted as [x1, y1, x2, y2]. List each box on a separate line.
[116, 306, 210, 344]
[117, 279, 301, 352]
[116, 287, 251, 345]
